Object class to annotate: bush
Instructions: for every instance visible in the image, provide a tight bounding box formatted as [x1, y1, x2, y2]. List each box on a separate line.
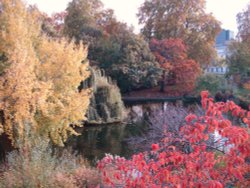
[98, 91, 250, 187]
[126, 103, 203, 152]
[0, 128, 100, 188]
[195, 74, 228, 95]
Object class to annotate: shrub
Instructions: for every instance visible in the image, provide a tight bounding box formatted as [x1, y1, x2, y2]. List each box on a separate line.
[126, 103, 203, 152]
[0, 127, 100, 188]
[86, 68, 126, 124]
[196, 74, 228, 95]
[98, 91, 250, 187]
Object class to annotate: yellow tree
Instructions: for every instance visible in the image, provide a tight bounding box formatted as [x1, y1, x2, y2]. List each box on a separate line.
[0, 0, 91, 146]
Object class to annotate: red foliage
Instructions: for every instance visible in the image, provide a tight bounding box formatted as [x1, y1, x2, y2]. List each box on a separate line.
[150, 38, 188, 64]
[98, 91, 250, 187]
[150, 38, 201, 93]
[151, 144, 160, 152]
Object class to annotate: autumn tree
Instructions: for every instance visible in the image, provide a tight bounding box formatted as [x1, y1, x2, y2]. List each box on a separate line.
[150, 38, 200, 93]
[228, 4, 250, 86]
[64, 0, 123, 42]
[0, 0, 91, 146]
[64, 0, 162, 93]
[138, 0, 221, 65]
[98, 91, 250, 187]
[237, 4, 250, 43]
[41, 11, 67, 38]
[63, 0, 133, 61]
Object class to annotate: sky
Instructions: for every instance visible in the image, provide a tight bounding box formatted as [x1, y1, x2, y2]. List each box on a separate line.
[25, 0, 250, 34]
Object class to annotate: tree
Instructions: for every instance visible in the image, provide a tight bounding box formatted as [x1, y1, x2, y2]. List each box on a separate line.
[64, 0, 104, 43]
[227, 4, 250, 85]
[63, 0, 162, 92]
[0, 0, 91, 146]
[195, 74, 227, 95]
[41, 11, 67, 38]
[103, 35, 162, 93]
[64, 0, 128, 43]
[98, 91, 250, 187]
[227, 42, 250, 80]
[237, 4, 250, 43]
[86, 68, 126, 124]
[138, 0, 221, 65]
[150, 38, 201, 93]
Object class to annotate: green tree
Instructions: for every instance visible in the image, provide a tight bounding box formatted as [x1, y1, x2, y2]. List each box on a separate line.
[64, 0, 162, 93]
[138, 0, 221, 65]
[100, 34, 162, 93]
[195, 74, 227, 95]
[228, 4, 250, 83]
[64, 0, 104, 43]
[227, 42, 250, 79]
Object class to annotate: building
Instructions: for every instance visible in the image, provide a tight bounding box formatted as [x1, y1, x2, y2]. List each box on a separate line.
[216, 29, 234, 46]
[205, 29, 234, 75]
[215, 29, 234, 59]
[205, 66, 228, 75]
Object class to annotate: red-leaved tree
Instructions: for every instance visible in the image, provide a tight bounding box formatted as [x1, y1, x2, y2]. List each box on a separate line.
[150, 38, 201, 93]
[98, 91, 250, 187]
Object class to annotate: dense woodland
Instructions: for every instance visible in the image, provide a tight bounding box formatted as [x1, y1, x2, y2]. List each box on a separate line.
[0, 0, 249, 187]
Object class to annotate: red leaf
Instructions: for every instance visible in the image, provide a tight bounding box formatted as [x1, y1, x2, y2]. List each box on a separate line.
[185, 114, 197, 123]
[152, 144, 160, 151]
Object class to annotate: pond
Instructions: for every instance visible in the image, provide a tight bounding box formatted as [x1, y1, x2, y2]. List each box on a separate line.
[66, 101, 200, 164]
[0, 101, 200, 164]
[65, 121, 148, 164]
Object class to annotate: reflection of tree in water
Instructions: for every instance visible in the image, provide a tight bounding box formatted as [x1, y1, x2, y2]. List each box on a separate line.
[66, 124, 132, 164]
[66, 103, 209, 164]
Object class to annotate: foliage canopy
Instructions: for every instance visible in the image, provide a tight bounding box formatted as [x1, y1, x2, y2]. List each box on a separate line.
[227, 4, 250, 87]
[150, 38, 200, 93]
[138, 0, 221, 65]
[0, 0, 91, 146]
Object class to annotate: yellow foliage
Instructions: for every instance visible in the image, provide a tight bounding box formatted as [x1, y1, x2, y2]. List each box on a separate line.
[0, 0, 91, 146]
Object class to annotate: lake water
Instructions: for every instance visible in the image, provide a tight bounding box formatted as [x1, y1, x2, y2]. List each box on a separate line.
[66, 101, 198, 164]
[66, 122, 148, 164]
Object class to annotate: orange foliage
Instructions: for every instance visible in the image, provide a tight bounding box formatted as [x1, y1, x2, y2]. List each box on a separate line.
[243, 81, 250, 90]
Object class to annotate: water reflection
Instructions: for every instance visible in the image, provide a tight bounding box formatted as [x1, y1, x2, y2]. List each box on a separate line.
[66, 102, 199, 164]
[66, 122, 147, 164]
